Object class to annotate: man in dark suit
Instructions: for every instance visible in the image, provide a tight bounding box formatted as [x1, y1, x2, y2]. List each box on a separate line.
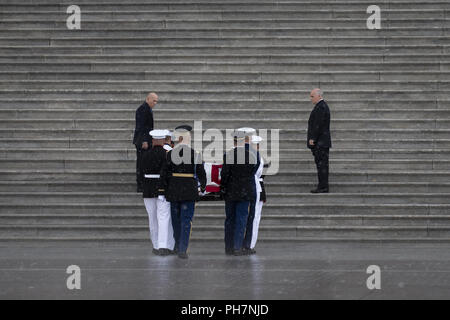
[133, 92, 158, 192]
[307, 88, 332, 193]
[221, 130, 257, 256]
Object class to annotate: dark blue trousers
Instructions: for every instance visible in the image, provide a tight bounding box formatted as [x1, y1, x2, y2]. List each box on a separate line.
[224, 201, 250, 251]
[224, 202, 235, 251]
[171, 201, 195, 254]
[243, 199, 256, 249]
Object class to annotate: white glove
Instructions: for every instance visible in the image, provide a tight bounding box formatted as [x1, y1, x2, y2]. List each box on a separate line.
[158, 195, 166, 202]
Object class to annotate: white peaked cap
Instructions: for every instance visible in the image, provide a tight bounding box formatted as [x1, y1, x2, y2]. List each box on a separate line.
[236, 127, 256, 136]
[150, 129, 168, 139]
[251, 135, 263, 144]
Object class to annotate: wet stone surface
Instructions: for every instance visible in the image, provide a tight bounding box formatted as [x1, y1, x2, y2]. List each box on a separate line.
[1, 241, 450, 300]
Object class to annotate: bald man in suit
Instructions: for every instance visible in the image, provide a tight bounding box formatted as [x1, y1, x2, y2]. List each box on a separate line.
[133, 93, 158, 192]
[307, 88, 332, 193]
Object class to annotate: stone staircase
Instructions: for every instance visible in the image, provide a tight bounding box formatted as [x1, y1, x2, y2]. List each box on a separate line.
[0, 0, 450, 242]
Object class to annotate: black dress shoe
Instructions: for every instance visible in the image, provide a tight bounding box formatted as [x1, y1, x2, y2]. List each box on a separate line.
[225, 248, 233, 255]
[159, 249, 171, 256]
[311, 188, 329, 194]
[178, 252, 189, 259]
[243, 248, 257, 255]
[152, 248, 161, 255]
[233, 249, 246, 256]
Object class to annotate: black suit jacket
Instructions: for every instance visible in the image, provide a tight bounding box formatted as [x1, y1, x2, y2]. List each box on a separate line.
[220, 146, 257, 202]
[307, 100, 332, 149]
[160, 145, 207, 202]
[133, 102, 154, 146]
[141, 146, 167, 198]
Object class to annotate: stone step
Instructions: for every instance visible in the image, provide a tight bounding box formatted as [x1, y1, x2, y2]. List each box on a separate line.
[0, 224, 449, 240]
[3, 237, 450, 243]
[2, 28, 450, 38]
[1, 80, 449, 92]
[0, 99, 447, 111]
[1, 169, 449, 182]
[0, 158, 448, 172]
[2, 138, 450, 150]
[0, 45, 446, 56]
[4, 37, 449, 47]
[1, 19, 450, 31]
[3, 25, 450, 36]
[0, 118, 448, 130]
[1, 61, 448, 73]
[0, 90, 445, 102]
[4, 158, 450, 171]
[1, 129, 448, 140]
[1, 148, 450, 161]
[1, 54, 449, 64]
[0, 108, 448, 120]
[1, 203, 448, 216]
[1, 2, 448, 11]
[1, 180, 450, 193]
[3, 213, 450, 227]
[0, 10, 445, 21]
[0, 192, 449, 205]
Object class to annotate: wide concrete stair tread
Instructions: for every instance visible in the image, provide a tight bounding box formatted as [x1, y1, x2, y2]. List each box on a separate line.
[1, 100, 449, 111]
[2, 203, 449, 216]
[3, 215, 450, 228]
[1, 71, 450, 82]
[3, 81, 450, 92]
[1, 36, 449, 44]
[0, 10, 446, 20]
[1, 159, 449, 171]
[1, 120, 449, 131]
[1, 148, 449, 161]
[2, 181, 450, 193]
[3, 21, 449, 30]
[2, 138, 450, 150]
[0, 192, 450, 205]
[0, 45, 447, 56]
[1, 43, 449, 51]
[0, 129, 448, 140]
[2, 29, 450, 38]
[0, 56, 449, 64]
[3, 237, 450, 243]
[2, 107, 448, 120]
[1, 224, 450, 241]
[1, 2, 448, 10]
[2, 169, 450, 183]
[4, 210, 450, 227]
[1, 62, 449, 72]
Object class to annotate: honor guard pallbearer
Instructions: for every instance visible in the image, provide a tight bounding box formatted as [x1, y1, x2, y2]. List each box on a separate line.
[236, 127, 260, 255]
[243, 135, 266, 254]
[160, 125, 207, 259]
[221, 130, 258, 256]
[142, 129, 175, 256]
